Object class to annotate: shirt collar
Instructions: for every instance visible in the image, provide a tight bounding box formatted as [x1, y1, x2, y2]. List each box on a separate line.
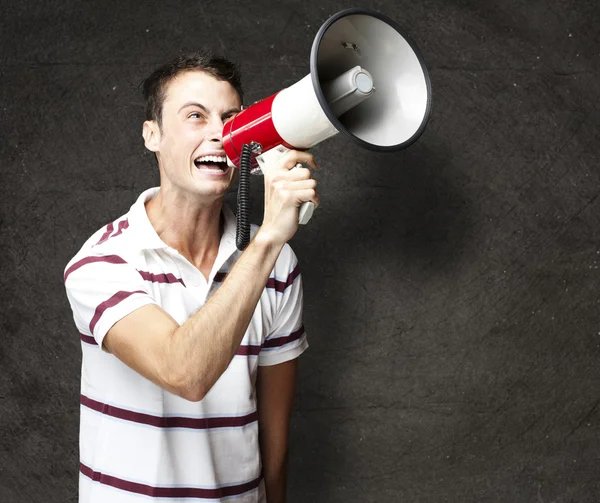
[220, 203, 238, 251]
[128, 187, 239, 254]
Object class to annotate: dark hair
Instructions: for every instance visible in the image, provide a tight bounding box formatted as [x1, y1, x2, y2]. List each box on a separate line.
[142, 51, 243, 127]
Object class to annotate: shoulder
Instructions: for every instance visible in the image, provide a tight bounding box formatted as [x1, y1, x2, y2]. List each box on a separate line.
[65, 187, 161, 274]
[64, 210, 138, 283]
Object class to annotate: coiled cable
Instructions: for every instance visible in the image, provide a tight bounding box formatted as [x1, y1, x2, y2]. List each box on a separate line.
[236, 143, 252, 250]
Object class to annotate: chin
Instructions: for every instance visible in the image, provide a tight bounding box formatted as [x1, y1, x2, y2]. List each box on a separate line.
[187, 178, 233, 199]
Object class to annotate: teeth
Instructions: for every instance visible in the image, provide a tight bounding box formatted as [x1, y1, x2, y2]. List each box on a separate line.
[195, 155, 227, 164]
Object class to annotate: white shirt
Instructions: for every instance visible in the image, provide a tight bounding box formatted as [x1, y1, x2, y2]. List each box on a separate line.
[64, 187, 308, 502]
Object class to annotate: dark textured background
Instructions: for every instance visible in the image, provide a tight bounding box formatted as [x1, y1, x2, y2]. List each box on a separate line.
[1, 0, 600, 501]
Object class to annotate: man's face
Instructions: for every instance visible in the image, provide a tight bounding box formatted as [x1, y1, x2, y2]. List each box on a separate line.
[147, 71, 242, 200]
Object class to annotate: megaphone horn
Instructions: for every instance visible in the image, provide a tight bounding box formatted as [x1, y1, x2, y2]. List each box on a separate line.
[222, 8, 432, 250]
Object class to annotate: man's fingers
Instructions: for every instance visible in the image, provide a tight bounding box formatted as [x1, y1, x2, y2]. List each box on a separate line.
[280, 150, 319, 171]
[287, 178, 317, 191]
[290, 180, 319, 209]
[270, 166, 312, 183]
[295, 188, 320, 209]
[270, 178, 319, 209]
[290, 166, 312, 180]
[264, 148, 320, 210]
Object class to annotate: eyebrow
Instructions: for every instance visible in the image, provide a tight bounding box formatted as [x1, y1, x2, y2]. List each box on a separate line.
[178, 102, 240, 116]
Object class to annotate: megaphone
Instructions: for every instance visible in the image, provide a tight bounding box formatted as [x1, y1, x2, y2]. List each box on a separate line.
[222, 8, 432, 250]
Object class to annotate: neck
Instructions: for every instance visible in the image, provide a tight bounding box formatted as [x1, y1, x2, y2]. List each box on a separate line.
[145, 188, 224, 277]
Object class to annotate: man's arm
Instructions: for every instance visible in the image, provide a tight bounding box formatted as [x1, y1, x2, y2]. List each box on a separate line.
[102, 150, 318, 401]
[257, 359, 298, 503]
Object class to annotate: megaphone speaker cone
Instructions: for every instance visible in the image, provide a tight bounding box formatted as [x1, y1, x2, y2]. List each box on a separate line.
[311, 8, 432, 151]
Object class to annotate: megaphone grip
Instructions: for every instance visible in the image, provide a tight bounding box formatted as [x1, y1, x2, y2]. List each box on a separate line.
[256, 146, 317, 225]
[298, 201, 315, 225]
[236, 144, 252, 251]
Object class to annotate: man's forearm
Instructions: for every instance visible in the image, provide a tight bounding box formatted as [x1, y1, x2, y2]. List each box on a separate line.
[262, 452, 288, 503]
[164, 231, 283, 400]
[257, 359, 298, 502]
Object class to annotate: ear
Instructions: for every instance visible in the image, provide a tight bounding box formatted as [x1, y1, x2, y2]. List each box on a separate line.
[142, 120, 161, 152]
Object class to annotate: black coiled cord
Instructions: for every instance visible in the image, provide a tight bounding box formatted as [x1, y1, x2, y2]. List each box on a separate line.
[236, 143, 252, 250]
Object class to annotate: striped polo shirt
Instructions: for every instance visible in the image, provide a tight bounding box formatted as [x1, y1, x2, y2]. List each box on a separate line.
[64, 187, 308, 503]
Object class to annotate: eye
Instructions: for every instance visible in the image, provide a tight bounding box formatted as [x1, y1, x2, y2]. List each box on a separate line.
[188, 112, 205, 120]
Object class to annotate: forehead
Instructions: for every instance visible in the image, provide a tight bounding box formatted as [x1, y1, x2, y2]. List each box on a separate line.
[162, 70, 241, 111]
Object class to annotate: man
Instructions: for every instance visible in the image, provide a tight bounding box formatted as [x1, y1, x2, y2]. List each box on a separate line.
[64, 52, 319, 503]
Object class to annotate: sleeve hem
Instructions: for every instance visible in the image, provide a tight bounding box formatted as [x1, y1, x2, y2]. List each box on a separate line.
[93, 296, 157, 350]
[258, 337, 308, 366]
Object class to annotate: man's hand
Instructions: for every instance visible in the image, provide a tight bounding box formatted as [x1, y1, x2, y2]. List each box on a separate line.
[257, 150, 320, 246]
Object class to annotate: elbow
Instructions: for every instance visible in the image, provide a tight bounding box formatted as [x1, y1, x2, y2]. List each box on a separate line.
[178, 386, 207, 403]
[162, 369, 208, 402]
[173, 377, 209, 402]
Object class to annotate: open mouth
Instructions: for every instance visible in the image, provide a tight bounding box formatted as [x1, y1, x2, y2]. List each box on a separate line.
[194, 155, 229, 172]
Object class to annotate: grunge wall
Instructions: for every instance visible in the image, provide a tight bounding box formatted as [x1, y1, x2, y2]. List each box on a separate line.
[1, 0, 599, 501]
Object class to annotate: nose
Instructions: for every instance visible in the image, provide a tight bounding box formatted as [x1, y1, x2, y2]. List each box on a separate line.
[207, 117, 224, 143]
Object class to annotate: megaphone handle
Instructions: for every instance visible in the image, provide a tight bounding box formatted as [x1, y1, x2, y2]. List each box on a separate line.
[298, 200, 315, 225]
[256, 145, 315, 225]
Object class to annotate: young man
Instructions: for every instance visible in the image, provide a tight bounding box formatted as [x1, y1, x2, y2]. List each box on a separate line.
[64, 52, 319, 503]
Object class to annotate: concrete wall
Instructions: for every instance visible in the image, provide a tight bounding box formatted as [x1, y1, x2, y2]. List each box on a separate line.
[1, 0, 599, 501]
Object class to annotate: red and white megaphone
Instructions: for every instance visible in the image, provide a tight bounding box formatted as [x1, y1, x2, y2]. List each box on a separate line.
[222, 8, 432, 250]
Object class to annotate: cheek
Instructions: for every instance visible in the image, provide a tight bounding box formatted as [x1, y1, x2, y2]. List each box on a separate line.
[161, 130, 198, 156]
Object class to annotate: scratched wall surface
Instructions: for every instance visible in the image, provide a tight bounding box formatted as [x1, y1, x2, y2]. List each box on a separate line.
[1, 0, 600, 501]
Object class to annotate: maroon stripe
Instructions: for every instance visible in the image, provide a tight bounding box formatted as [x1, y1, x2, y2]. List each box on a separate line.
[266, 264, 301, 293]
[89, 290, 147, 333]
[214, 271, 227, 282]
[95, 222, 115, 246]
[138, 270, 186, 286]
[80, 333, 97, 345]
[214, 264, 301, 293]
[111, 219, 129, 239]
[64, 255, 127, 282]
[263, 325, 305, 349]
[80, 462, 261, 499]
[80, 394, 258, 429]
[236, 344, 262, 356]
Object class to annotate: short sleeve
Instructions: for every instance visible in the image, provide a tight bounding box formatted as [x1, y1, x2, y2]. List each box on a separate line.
[258, 246, 308, 366]
[64, 254, 156, 350]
